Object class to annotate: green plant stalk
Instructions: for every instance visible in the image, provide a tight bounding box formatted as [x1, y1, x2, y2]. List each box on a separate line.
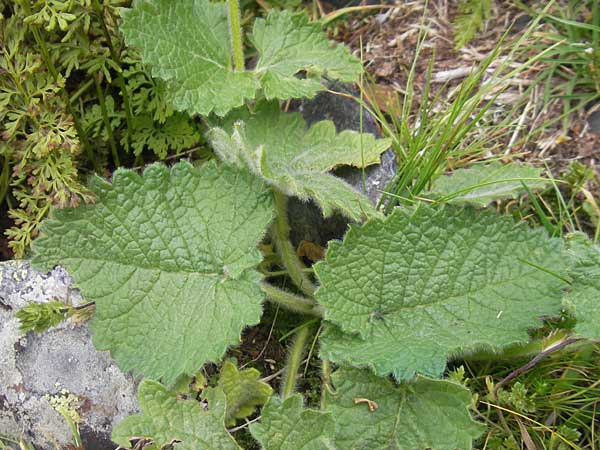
[271, 190, 316, 296]
[94, 76, 120, 167]
[261, 282, 323, 317]
[320, 359, 331, 409]
[458, 329, 580, 362]
[227, 0, 245, 72]
[281, 324, 312, 399]
[92, 0, 134, 147]
[0, 156, 9, 206]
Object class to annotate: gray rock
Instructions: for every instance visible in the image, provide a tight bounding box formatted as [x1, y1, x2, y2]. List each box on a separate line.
[288, 84, 397, 246]
[0, 260, 139, 450]
[588, 108, 600, 134]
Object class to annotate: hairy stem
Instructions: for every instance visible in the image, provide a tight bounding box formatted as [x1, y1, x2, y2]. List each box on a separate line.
[94, 75, 120, 167]
[493, 337, 582, 397]
[460, 329, 577, 362]
[271, 190, 316, 296]
[261, 283, 323, 317]
[227, 0, 245, 72]
[320, 359, 331, 409]
[281, 325, 312, 399]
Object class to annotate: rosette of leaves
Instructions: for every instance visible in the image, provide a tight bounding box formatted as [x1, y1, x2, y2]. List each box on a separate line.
[315, 204, 569, 380]
[209, 102, 391, 220]
[32, 161, 275, 384]
[112, 367, 481, 449]
[119, 0, 362, 116]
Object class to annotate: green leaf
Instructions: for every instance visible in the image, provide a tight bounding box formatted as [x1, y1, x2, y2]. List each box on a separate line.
[426, 162, 548, 206]
[250, 395, 337, 450]
[315, 205, 567, 380]
[32, 161, 274, 384]
[112, 380, 241, 450]
[126, 113, 201, 159]
[563, 233, 600, 340]
[324, 367, 483, 450]
[213, 361, 273, 426]
[15, 301, 70, 333]
[120, 1, 361, 117]
[120, 0, 258, 116]
[209, 102, 390, 220]
[251, 11, 362, 100]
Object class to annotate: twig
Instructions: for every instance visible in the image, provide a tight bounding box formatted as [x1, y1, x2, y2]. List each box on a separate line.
[227, 416, 262, 433]
[494, 338, 582, 396]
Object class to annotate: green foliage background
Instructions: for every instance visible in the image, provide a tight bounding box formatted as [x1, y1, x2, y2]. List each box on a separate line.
[0, 0, 204, 257]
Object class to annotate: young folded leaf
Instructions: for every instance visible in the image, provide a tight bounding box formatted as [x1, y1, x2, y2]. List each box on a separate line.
[32, 161, 274, 384]
[120, 0, 361, 116]
[315, 204, 568, 380]
[324, 367, 483, 450]
[563, 233, 600, 340]
[426, 162, 548, 206]
[112, 380, 242, 450]
[249, 394, 337, 450]
[211, 361, 273, 426]
[209, 102, 390, 221]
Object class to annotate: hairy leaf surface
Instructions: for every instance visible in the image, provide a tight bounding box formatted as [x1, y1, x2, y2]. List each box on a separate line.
[250, 395, 337, 450]
[563, 233, 600, 340]
[120, 0, 361, 116]
[120, 0, 257, 116]
[32, 161, 274, 384]
[112, 380, 241, 450]
[427, 162, 548, 206]
[213, 361, 273, 426]
[252, 11, 362, 100]
[209, 102, 390, 220]
[316, 205, 567, 380]
[324, 368, 483, 449]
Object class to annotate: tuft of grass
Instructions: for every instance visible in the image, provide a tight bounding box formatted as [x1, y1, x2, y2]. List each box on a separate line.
[358, 3, 563, 213]
[513, 0, 600, 134]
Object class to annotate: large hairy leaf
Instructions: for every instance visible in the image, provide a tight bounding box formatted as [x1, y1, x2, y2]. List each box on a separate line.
[213, 361, 273, 426]
[120, 0, 361, 116]
[324, 368, 483, 449]
[426, 162, 548, 206]
[112, 380, 241, 450]
[32, 161, 274, 384]
[316, 205, 567, 380]
[252, 11, 362, 100]
[209, 102, 390, 220]
[120, 0, 257, 116]
[250, 395, 337, 450]
[563, 233, 600, 340]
